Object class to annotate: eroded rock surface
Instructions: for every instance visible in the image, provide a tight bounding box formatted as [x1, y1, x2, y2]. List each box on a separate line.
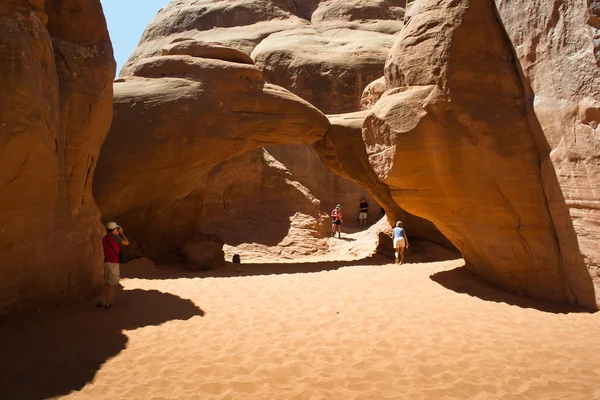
[494, 0, 600, 308]
[200, 148, 331, 259]
[121, 0, 405, 113]
[363, 0, 597, 307]
[0, 0, 114, 315]
[121, 0, 407, 222]
[314, 112, 452, 248]
[94, 41, 329, 258]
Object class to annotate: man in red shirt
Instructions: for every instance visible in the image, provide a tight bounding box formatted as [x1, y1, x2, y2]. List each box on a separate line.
[98, 222, 129, 308]
[331, 204, 343, 238]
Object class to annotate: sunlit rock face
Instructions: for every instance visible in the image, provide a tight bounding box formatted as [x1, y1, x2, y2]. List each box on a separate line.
[362, 0, 598, 308]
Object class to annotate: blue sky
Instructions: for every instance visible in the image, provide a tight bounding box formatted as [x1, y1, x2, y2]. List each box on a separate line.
[100, 0, 171, 76]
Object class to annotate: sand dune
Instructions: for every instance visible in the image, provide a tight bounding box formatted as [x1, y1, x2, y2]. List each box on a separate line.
[1, 234, 599, 399]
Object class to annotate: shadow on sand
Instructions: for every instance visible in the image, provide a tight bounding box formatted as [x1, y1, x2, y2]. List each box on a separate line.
[122, 241, 463, 281]
[123, 255, 391, 280]
[0, 289, 204, 400]
[430, 266, 588, 314]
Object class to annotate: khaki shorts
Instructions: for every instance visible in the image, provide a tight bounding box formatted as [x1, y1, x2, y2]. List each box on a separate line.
[393, 238, 406, 249]
[359, 212, 367, 220]
[103, 262, 120, 285]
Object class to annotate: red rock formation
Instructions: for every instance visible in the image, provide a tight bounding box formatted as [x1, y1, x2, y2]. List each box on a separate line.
[494, 0, 600, 309]
[98, 0, 429, 259]
[0, 0, 114, 315]
[363, 0, 597, 308]
[121, 2, 407, 213]
[313, 112, 452, 248]
[93, 42, 330, 258]
[199, 148, 330, 259]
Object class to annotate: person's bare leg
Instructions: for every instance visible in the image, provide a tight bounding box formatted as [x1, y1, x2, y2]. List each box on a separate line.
[98, 284, 107, 306]
[337, 225, 341, 238]
[400, 248, 405, 264]
[105, 285, 116, 306]
[394, 246, 400, 264]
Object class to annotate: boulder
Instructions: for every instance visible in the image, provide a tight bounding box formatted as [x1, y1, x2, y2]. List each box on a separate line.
[0, 0, 114, 315]
[181, 235, 225, 271]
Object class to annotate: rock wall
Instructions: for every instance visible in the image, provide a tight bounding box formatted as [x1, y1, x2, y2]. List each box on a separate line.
[0, 0, 114, 315]
[314, 112, 452, 247]
[494, 0, 600, 308]
[93, 42, 330, 258]
[113, 0, 418, 253]
[200, 148, 330, 258]
[363, 0, 597, 308]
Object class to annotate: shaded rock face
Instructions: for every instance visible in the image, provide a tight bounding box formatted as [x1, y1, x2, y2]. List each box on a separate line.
[93, 41, 330, 259]
[494, 0, 600, 308]
[0, 0, 114, 314]
[363, 0, 597, 308]
[314, 112, 452, 248]
[181, 234, 226, 271]
[200, 148, 331, 259]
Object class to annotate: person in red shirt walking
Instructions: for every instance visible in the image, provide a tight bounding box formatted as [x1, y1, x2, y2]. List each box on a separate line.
[331, 204, 343, 238]
[98, 222, 129, 308]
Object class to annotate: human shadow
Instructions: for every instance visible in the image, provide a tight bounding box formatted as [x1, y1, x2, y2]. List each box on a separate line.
[377, 238, 462, 264]
[430, 266, 588, 314]
[0, 289, 205, 400]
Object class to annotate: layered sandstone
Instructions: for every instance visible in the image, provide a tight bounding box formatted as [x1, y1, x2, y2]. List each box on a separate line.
[0, 0, 114, 315]
[113, 0, 415, 252]
[314, 112, 452, 247]
[493, 0, 600, 308]
[200, 148, 330, 259]
[93, 41, 329, 258]
[363, 0, 597, 307]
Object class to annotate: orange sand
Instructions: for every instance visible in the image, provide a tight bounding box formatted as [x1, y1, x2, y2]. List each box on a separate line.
[1, 235, 600, 399]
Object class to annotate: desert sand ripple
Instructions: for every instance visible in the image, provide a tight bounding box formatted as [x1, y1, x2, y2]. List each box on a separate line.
[1, 254, 600, 399]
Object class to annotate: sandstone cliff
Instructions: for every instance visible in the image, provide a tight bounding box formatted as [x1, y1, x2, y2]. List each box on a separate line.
[0, 0, 114, 315]
[363, 0, 597, 308]
[494, 0, 600, 308]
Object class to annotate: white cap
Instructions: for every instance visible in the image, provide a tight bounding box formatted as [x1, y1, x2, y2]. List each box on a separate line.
[106, 222, 119, 230]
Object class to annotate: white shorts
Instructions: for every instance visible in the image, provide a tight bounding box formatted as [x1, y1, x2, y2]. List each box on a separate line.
[103, 262, 120, 285]
[359, 212, 367, 220]
[393, 238, 405, 249]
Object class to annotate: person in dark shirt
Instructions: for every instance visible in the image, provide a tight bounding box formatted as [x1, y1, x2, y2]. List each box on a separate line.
[98, 222, 129, 308]
[358, 198, 369, 228]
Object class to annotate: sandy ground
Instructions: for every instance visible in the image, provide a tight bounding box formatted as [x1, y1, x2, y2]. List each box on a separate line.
[1, 231, 600, 399]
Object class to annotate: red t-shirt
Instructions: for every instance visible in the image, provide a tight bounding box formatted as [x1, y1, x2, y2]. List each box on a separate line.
[331, 209, 342, 221]
[102, 234, 120, 263]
